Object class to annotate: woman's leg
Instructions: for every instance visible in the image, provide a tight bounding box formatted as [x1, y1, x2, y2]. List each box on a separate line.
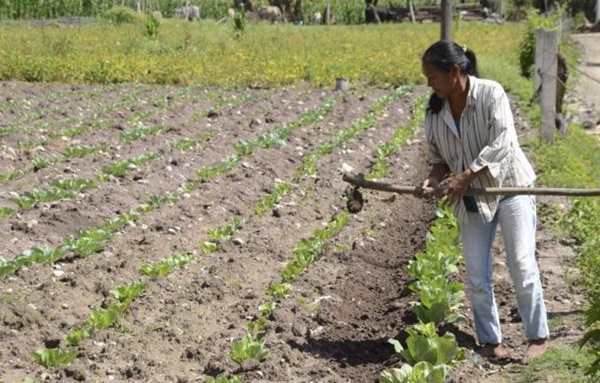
[497, 195, 549, 341]
[460, 212, 501, 344]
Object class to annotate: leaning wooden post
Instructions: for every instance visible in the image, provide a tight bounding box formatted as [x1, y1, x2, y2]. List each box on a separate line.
[534, 28, 559, 143]
[441, 0, 453, 41]
[408, 0, 416, 23]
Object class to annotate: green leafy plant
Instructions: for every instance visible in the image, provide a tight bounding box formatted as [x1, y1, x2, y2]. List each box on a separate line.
[281, 213, 350, 281]
[31, 156, 52, 172]
[10, 188, 74, 210]
[518, 7, 563, 78]
[0, 169, 24, 182]
[410, 276, 465, 327]
[230, 333, 269, 365]
[87, 304, 122, 330]
[31, 348, 78, 368]
[254, 181, 293, 215]
[139, 253, 193, 277]
[120, 124, 167, 143]
[0, 207, 15, 217]
[110, 279, 147, 303]
[206, 375, 244, 383]
[199, 241, 218, 254]
[258, 301, 277, 316]
[64, 228, 111, 258]
[233, 140, 255, 157]
[379, 361, 449, 383]
[208, 216, 244, 243]
[102, 6, 141, 25]
[246, 316, 268, 339]
[145, 11, 161, 39]
[63, 143, 107, 159]
[389, 322, 464, 367]
[49, 125, 88, 139]
[406, 251, 461, 281]
[51, 178, 97, 192]
[266, 282, 291, 300]
[102, 160, 133, 178]
[232, 8, 246, 38]
[102, 213, 139, 231]
[66, 326, 94, 346]
[26, 245, 69, 265]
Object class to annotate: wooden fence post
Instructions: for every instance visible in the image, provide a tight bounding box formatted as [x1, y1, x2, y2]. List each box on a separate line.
[441, 0, 453, 40]
[534, 28, 558, 143]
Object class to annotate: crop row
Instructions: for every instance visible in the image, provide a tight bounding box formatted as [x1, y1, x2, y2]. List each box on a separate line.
[0, 86, 260, 183]
[0, 84, 151, 140]
[0, 82, 136, 131]
[19, 88, 412, 383]
[0, 94, 338, 277]
[0, 82, 126, 115]
[0, 83, 221, 155]
[0, 87, 272, 215]
[375, 97, 467, 380]
[207, 87, 419, 381]
[379, 204, 465, 382]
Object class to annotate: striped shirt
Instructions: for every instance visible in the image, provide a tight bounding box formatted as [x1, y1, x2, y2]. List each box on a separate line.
[424, 76, 536, 223]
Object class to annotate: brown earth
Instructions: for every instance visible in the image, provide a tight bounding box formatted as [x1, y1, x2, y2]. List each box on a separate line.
[0, 71, 590, 383]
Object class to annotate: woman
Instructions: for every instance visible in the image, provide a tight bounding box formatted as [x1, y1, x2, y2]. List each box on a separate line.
[417, 40, 549, 362]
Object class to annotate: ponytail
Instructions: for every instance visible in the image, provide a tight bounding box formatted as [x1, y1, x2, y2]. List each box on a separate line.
[464, 48, 479, 78]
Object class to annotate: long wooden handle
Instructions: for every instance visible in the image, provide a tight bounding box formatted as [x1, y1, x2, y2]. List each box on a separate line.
[342, 173, 600, 197]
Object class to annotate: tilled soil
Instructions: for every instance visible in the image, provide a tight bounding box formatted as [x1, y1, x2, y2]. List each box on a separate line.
[0, 81, 585, 383]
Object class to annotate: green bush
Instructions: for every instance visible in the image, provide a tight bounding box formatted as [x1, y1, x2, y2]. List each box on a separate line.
[102, 6, 141, 25]
[145, 12, 161, 39]
[518, 7, 563, 78]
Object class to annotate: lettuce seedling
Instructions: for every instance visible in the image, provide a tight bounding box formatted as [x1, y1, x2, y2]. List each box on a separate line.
[266, 282, 290, 300]
[66, 326, 94, 346]
[200, 241, 218, 254]
[389, 322, 464, 367]
[230, 333, 269, 365]
[258, 302, 277, 317]
[205, 375, 244, 383]
[51, 178, 97, 192]
[379, 361, 448, 383]
[410, 276, 465, 326]
[110, 279, 147, 303]
[31, 348, 78, 368]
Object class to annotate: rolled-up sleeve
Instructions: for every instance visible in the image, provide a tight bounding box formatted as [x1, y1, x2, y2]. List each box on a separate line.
[469, 90, 513, 178]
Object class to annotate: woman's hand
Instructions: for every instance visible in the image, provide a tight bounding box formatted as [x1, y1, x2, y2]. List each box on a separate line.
[416, 177, 440, 199]
[416, 163, 450, 199]
[444, 169, 475, 203]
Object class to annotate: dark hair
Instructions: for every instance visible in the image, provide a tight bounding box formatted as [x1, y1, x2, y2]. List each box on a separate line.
[422, 40, 479, 113]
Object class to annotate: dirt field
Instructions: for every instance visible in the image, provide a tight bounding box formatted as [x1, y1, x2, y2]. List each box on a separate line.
[0, 77, 588, 383]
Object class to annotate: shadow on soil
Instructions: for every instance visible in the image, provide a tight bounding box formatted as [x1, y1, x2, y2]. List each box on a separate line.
[288, 337, 397, 367]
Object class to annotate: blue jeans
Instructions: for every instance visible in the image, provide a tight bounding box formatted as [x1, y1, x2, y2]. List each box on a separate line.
[460, 195, 549, 344]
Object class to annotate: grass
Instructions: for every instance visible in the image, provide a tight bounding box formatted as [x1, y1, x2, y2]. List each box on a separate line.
[0, 20, 525, 87]
[502, 345, 595, 383]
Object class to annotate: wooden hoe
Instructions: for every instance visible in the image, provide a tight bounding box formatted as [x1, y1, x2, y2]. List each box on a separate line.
[342, 173, 600, 214]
